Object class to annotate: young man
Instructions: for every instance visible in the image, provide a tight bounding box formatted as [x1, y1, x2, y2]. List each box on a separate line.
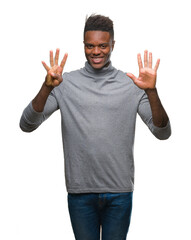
[20, 15, 171, 240]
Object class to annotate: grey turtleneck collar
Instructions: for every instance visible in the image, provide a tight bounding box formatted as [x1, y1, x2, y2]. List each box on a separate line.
[84, 61, 115, 76]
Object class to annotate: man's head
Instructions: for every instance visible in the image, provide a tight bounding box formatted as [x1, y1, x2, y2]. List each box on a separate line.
[83, 14, 115, 70]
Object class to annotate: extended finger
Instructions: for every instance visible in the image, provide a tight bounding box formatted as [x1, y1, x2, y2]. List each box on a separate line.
[50, 50, 54, 67]
[55, 48, 60, 65]
[137, 53, 143, 70]
[42, 61, 50, 71]
[154, 59, 160, 71]
[149, 52, 152, 68]
[144, 50, 148, 67]
[60, 53, 68, 69]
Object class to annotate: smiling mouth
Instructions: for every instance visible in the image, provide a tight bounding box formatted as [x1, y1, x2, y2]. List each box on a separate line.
[91, 57, 104, 64]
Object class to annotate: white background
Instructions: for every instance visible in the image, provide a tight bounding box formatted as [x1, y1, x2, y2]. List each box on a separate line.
[0, 0, 190, 239]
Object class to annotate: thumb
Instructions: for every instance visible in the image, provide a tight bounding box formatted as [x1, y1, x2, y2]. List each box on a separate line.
[49, 71, 62, 80]
[126, 73, 137, 82]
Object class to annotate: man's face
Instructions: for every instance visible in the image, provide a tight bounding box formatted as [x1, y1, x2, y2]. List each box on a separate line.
[84, 31, 115, 70]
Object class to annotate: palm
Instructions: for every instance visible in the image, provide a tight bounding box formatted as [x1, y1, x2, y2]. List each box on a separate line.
[137, 67, 157, 89]
[127, 50, 160, 90]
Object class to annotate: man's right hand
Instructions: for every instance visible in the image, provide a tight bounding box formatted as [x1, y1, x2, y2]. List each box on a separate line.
[42, 49, 68, 87]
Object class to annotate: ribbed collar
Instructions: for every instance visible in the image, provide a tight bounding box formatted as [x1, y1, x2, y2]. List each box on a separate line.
[84, 61, 115, 76]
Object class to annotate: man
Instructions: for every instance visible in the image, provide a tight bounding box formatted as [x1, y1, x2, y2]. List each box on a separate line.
[20, 14, 171, 240]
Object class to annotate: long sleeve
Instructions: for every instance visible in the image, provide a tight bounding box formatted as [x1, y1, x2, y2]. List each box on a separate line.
[137, 93, 171, 140]
[20, 91, 59, 132]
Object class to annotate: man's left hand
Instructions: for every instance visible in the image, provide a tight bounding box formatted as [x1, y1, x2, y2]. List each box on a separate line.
[126, 50, 160, 90]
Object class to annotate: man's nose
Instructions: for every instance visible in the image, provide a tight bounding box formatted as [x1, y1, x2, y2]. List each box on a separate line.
[92, 46, 101, 55]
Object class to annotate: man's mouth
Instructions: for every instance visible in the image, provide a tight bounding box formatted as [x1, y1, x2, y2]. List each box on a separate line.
[91, 57, 104, 64]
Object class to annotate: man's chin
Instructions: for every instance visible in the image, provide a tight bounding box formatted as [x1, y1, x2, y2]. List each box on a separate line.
[88, 60, 110, 70]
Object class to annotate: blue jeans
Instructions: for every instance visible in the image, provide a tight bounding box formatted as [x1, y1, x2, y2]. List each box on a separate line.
[67, 192, 133, 240]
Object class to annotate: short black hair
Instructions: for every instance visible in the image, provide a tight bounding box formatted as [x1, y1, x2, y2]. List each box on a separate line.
[84, 14, 114, 40]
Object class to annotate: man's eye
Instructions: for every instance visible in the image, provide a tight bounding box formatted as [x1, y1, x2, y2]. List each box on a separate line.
[87, 45, 93, 49]
[100, 45, 107, 49]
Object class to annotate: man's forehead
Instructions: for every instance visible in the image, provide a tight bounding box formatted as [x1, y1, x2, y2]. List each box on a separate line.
[84, 42, 110, 45]
[84, 31, 111, 39]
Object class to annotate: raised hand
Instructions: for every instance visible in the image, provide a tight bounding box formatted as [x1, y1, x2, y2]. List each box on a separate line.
[42, 49, 68, 87]
[126, 50, 160, 90]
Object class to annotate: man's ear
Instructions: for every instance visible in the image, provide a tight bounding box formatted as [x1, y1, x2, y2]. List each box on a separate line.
[112, 41, 115, 50]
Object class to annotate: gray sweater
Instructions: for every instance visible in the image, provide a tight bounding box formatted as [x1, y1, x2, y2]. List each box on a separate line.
[20, 62, 171, 193]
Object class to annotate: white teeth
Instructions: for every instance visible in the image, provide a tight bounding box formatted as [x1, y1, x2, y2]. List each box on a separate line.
[92, 58, 102, 63]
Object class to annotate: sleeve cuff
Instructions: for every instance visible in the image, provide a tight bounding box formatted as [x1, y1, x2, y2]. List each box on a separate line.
[151, 120, 172, 140]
